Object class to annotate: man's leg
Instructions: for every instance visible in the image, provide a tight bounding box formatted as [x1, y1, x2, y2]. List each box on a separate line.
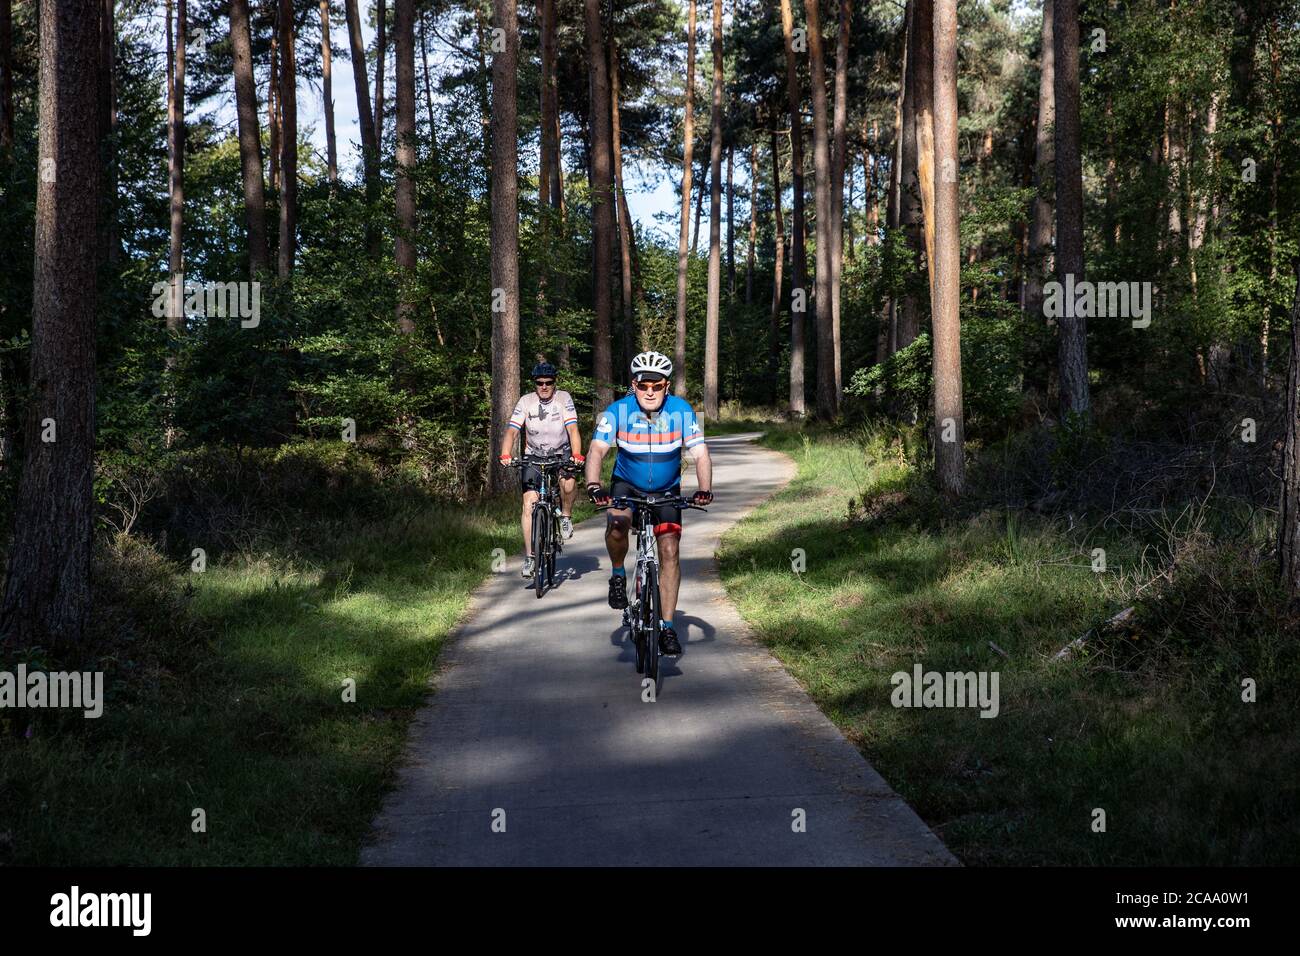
[657, 530, 681, 620]
[605, 507, 631, 568]
[521, 490, 539, 556]
[559, 476, 577, 517]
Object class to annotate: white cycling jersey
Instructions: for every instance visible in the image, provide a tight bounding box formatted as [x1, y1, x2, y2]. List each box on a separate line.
[508, 390, 578, 457]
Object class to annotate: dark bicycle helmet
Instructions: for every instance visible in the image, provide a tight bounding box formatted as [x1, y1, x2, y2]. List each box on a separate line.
[531, 361, 558, 380]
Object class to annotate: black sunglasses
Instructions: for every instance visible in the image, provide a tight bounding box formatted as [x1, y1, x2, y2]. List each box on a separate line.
[534, 379, 556, 387]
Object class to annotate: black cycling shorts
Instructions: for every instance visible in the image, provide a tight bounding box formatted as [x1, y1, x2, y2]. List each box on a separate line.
[608, 478, 683, 532]
[520, 460, 574, 493]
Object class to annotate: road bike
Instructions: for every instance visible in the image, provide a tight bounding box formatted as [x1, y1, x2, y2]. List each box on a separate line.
[510, 454, 581, 597]
[600, 492, 707, 682]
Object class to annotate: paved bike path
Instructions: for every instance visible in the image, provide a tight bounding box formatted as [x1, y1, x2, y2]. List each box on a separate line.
[361, 433, 956, 866]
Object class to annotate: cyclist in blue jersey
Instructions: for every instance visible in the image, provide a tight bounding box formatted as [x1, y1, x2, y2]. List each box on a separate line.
[584, 351, 714, 656]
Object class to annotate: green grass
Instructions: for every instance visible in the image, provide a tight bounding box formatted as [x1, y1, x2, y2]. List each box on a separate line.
[0, 484, 606, 866]
[718, 424, 1300, 865]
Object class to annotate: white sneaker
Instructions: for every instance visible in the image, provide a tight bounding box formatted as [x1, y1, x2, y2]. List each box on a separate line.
[561, 516, 573, 539]
[521, 556, 534, 579]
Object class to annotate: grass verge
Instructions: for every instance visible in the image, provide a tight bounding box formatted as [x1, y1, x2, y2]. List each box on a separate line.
[718, 424, 1300, 865]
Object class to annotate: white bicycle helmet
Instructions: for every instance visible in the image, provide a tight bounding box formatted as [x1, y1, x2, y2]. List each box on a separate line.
[630, 350, 673, 380]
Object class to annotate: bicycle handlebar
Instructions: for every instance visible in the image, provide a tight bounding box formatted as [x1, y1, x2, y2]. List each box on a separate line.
[506, 454, 582, 472]
[597, 493, 708, 513]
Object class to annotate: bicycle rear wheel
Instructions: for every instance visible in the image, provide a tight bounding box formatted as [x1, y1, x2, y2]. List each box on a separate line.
[532, 504, 548, 597]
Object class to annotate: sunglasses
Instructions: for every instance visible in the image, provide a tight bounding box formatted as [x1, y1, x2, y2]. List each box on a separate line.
[633, 380, 668, 393]
[534, 380, 556, 387]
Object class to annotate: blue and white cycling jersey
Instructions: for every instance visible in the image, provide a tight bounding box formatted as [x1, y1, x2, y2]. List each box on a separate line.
[592, 394, 705, 493]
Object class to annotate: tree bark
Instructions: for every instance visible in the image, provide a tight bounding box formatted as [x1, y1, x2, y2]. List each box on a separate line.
[539, 0, 559, 209]
[0, 0, 12, 153]
[779, 0, 806, 416]
[896, 0, 920, 353]
[1278, 260, 1300, 591]
[394, 0, 416, 333]
[726, 133, 735, 297]
[913, 0, 935, 306]
[373, 0, 386, 146]
[166, 0, 184, 343]
[320, 0, 337, 186]
[769, 124, 785, 400]
[277, 0, 297, 278]
[99, 0, 118, 264]
[268, 10, 278, 190]
[830, 0, 850, 400]
[583, 0, 614, 411]
[489, 0, 521, 491]
[746, 140, 757, 304]
[1053, 0, 1089, 417]
[611, 35, 635, 380]
[229, 0, 268, 275]
[704, 0, 723, 419]
[0, 0, 102, 648]
[1024, 0, 1054, 318]
[692, 138, 706, 256]
[932, 0, 964, 497]
[803, 0, 836, 419]
[673, 0, 696, 395]
[345, 0, 378, 194]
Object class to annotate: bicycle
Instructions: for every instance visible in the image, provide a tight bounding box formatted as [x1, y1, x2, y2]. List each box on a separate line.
[599, 492, 707, 683]
[509, 454, 581, 597]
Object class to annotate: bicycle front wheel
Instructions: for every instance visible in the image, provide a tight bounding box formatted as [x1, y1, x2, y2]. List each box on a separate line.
[532, 504, 548, 597]
[643, 563, 660, 681]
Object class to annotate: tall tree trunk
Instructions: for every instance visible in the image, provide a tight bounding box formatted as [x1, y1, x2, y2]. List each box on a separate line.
[865, 119, 878, 245]
[268, 11, 278, 190]
[320, 0, 337, 186]
[769, 124, 785, 400]
[99, 0, 118, 264]
[803, 0, 836, 419]
[611, 35, 635, 379]
[779, 0, 806, 416]
[277, 0, 297, 278]
[0, 0, 102, 648]
[0, 0, 12, 154]
[1053, 0, 1089, 417]
[746, 140, 757, 304]
[896, 0, 920, 354]
[880, 18, 908, 373]
[489, 0, 520, 491]
[932, 0, 963, 496]
[166, 0, 185, 352]
[704, 0, 722, 419]
[373, 0, 386, 146]
[229, 0, 268, 275]
[673, 0, 697, 396]
[345, 0, 380, 254]
[726, 133, 735, 296]
[830, 0, 850, 400]
[419, 13, 440, 174]
[539, 0, 558, 208]
[1024, 0, 1054, 318]
[913, 0, 935, 306]
[1278, 261, 1300, 591]
[692, 138, 706, 255]
[583, 0, 614, 411]
[394, 0, 416, 332]
[345, 0, 378, 189]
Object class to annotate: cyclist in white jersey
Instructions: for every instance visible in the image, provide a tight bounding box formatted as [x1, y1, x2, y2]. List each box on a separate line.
[498, 362, 584, 579]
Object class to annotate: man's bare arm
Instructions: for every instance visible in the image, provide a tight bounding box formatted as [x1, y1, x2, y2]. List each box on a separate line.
[689, 443, 712, 492]
[585, 439, 610, 486]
